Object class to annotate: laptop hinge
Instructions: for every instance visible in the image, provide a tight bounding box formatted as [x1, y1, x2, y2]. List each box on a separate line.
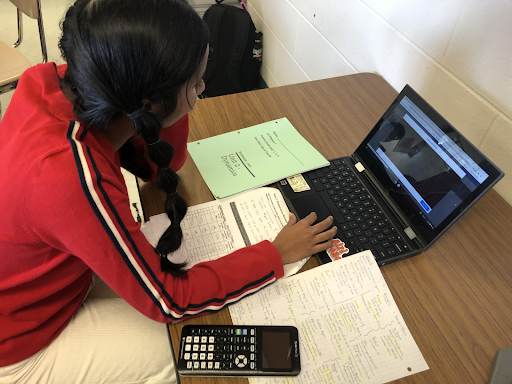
[354, 162, 365, 172]
[404, 227, 417, 240]
[352, 154, 424, 247]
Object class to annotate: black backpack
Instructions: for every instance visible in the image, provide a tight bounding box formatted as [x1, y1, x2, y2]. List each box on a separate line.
[202, 1, 262, 97]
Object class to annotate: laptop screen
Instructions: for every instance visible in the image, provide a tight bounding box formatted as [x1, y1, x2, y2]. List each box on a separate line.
[355, 85, 503, 245]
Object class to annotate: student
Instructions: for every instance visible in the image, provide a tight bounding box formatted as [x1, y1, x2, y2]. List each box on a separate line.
[0, 0, 337, 382]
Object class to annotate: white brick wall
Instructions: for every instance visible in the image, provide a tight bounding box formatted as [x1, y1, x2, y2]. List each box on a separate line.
[249, 0, 512, 206]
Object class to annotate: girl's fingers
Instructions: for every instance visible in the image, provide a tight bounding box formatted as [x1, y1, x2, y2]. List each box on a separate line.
[312, 215, 334, 232]
[301, 212, 318, 225]
[314, 225, 338, 243]
[311, 238, 335, 254]
[284, 212, 297, 227]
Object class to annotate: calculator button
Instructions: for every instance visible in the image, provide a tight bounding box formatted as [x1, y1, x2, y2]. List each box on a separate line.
[214, 362, 220, 369]
[208, 336, 215, 343]
[192, 344, 199, 351]
[207, 353, 213, 360]
[208, 362, 213, 369]
[187, 361, 192, 369]
[193, 336, 200, 343]
[185, 344, 191, 352]
[192, 353, 198, 360]
[250, 362, 255, 369]
[250, 353, 255, 360]
[199, 353, 206, 360]
[250, 345, 255, 352]
[200, 362, 206, 369]
[201, 336, 207, 343]
[208, 345, 214, 352]
[193, 361, 199, 369]
[235, 355, 247, 367]
[200, 345, 206, 352]
[242, 329, 247, 335]
[186, 336, 192, 343]
[184, 353, 190, 360]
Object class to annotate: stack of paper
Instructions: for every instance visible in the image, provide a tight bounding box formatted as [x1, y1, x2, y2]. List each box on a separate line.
[141, 188, 309, 277]
[229, 251, 429, 383]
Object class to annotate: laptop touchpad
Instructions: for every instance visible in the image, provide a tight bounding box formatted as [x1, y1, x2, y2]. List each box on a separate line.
[291, 195, 331, 224]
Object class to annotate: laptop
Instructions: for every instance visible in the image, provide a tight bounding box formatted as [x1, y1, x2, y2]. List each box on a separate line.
[278, 85, 504, 266]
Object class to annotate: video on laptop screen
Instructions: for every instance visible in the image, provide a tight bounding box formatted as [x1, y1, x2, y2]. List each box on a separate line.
[356, 86, 503, 243]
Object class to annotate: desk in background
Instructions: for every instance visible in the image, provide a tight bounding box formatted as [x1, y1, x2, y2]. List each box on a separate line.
[139, 73, 512, 384]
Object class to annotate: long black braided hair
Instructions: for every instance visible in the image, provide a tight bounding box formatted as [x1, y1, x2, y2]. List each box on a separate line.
[59, 0, 209, 276]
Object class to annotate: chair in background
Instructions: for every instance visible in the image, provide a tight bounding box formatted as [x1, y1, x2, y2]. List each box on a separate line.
[0, 0, 47, 116]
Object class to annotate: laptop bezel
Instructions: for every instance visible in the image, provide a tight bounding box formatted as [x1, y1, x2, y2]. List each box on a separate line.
[353, 85, 504, 246]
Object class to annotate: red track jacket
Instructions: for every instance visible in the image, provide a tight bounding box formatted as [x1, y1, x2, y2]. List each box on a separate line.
[0, 63, 283, 366]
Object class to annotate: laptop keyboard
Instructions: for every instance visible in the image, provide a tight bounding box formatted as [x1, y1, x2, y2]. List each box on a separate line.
[304, 158, 412, 261]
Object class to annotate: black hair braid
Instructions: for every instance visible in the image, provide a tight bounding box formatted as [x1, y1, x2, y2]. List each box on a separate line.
[59, 0, 209, 276]
[118, 141, 153, 180]
[131, 109, 188, 276]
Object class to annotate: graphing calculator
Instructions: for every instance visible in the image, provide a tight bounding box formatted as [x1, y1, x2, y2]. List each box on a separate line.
[176, 325, 301, 377]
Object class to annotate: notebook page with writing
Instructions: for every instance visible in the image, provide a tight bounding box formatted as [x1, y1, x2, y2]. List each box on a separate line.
[140, 187, 309, 277]
[229, 251, 429, 384]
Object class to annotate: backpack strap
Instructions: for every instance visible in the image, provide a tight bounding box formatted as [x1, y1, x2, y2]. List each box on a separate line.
[202, 5, 226, 84]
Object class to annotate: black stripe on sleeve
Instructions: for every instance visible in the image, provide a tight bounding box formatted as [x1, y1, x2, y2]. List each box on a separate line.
[66, 122, 173, 318]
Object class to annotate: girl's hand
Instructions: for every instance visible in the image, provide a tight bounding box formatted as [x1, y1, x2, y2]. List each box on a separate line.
[272, 212, 337, 265]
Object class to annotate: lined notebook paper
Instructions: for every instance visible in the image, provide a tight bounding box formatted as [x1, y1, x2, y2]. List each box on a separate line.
[229, 251, 429, 384]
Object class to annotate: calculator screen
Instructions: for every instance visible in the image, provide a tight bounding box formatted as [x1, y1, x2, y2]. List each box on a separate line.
[260, 329, 293, 371]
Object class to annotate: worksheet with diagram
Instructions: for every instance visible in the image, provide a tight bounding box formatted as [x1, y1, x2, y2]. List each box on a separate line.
[229, 251, 429, 384]
[141, 187, 309, 277]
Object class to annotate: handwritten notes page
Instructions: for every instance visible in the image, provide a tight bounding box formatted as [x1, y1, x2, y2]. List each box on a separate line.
[229, 251, 429, 384]
[140, 188, 309, 277]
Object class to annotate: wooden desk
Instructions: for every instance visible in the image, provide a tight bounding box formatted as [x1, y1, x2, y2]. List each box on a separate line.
[139, 73, 512, 384]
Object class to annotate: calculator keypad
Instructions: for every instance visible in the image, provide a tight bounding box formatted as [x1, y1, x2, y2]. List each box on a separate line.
[180, 327, 257, 372]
